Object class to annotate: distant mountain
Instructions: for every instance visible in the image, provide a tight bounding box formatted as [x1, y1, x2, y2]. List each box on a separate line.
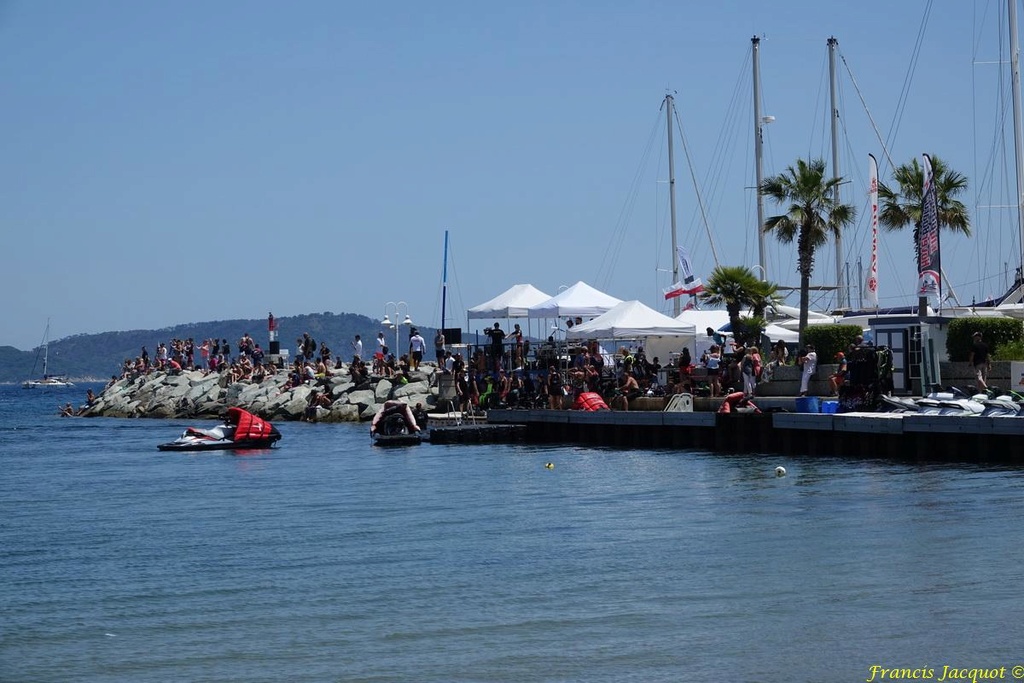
[1, 312, 439, 384]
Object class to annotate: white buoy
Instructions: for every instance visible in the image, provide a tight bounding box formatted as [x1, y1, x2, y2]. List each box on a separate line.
[775, 466, 786, 477]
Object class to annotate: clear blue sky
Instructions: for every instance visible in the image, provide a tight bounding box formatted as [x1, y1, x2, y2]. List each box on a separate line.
[1, 0, 1015, 349]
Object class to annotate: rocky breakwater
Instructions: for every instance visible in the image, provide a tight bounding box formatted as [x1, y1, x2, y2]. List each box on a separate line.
[80, 365, 442, 423]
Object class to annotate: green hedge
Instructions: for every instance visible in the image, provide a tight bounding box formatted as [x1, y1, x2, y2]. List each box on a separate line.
[803, 324, 863, 362]
[946, 317, 1024, 361]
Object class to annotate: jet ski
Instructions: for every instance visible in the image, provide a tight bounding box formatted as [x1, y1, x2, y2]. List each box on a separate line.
[370, 400, 423, 447]
[158, 407, 282, 451]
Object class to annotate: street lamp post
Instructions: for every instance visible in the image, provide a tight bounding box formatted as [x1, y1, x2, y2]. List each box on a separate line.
[382, 301, 413, 359]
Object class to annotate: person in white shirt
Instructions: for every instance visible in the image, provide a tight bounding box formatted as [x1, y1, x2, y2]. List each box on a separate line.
[408, 329, 427, 370]
[799, 344, 818, 396]
[351, 335, 363, 362]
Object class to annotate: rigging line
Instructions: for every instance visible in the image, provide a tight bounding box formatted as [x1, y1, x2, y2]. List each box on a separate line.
[677, 57, 746, 266]
[809, 50, 829, 162]
[703, 50, 751, 211]
[444, 240, 466, 329]
[673, 106, 721, 267]
[970, 1, 1018, 300]
[884, 0, 933, 154]
[595, 107, 662, 287]
[835, 69, 863, 264]
[679, 50, 751, 273]
[838, 52, 897, 173]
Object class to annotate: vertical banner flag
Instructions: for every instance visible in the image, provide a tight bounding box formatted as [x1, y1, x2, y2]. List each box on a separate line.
[866, 154, 879, 307]
[917, 153, 941, 299]
[663, 246, 705, 299]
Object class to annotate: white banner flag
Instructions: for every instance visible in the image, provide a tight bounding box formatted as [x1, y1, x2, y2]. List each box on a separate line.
[866, 154, 879, 307]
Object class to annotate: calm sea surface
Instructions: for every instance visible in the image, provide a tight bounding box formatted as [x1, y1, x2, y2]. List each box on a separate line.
[2, 383, 1023, 682]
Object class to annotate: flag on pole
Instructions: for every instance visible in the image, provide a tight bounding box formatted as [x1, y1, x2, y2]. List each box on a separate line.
[865, 154, 879, 307]
[917, 154, 941, 299]
[663, 246, 704, 299]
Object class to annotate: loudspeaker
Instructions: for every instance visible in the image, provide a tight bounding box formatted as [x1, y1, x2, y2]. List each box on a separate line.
[442, 327, 462, 344]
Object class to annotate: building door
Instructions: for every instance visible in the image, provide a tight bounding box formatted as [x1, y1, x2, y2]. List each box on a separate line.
[875, 328, 909, 393]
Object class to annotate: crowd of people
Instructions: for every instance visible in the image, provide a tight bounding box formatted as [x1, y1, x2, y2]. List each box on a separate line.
[118, 336, 275, 382]
[104, 320, 861, 418]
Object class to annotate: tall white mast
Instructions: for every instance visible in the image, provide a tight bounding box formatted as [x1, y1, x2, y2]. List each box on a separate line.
[1010, 0, 1024, 278]
[828, 36, 845, 310]
[753, 36, 768, 281]
[665, 93, 681, 316]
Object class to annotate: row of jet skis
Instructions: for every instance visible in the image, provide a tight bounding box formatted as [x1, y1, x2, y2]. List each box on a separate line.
[878, 386, 1024, 417]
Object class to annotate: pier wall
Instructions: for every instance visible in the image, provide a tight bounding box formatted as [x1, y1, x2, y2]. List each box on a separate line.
[481, 409, 1024, 464]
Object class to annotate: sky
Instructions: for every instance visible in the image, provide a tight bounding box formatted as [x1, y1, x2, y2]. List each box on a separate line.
[1, 0, 1019, 349]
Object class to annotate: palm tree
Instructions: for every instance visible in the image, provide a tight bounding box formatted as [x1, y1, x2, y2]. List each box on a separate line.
[748, 278, 781, 320]
[878, 155, 970, 314]
[761, 158, 856, 345]
[700, 265, 762, 345]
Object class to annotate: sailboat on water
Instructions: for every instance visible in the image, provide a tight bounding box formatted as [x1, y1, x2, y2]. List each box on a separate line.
[23, 320, 74, 389]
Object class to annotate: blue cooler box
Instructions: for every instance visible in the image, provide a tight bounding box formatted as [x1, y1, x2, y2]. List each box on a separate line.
[821, 400, 839, 414]
[795, 396, 821, 413]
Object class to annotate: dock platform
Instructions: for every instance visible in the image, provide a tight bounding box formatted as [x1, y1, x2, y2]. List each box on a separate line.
[429, 404, 1024, 464]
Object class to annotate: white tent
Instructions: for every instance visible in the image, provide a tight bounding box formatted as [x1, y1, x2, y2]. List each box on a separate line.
[567, 300, 697, 369]
[674, 309, 730, 336]
[567, 300, 696, 339]
[527, 281, 623, 320]
[467, 284, 552, 320]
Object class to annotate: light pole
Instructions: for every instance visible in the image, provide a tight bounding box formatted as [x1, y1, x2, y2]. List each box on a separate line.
[382, 301, 413, 359]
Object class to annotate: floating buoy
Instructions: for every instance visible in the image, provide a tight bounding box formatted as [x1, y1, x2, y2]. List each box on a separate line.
[775, 466, 786, 477]
[545, 462, 554, 469]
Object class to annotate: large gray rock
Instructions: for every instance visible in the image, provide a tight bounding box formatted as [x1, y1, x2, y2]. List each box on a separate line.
[329, 403, 361, 422]
[346, 389, 377, 409]
[374, 380, 393, 402]
[86, 366, 442, 423]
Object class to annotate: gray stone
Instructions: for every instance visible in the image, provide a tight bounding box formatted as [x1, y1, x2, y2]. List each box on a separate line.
[374, 380, 392, 402]
[346, 389, 377, 409]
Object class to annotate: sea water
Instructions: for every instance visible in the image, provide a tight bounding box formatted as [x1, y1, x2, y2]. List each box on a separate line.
[2, 382, 1023, 682]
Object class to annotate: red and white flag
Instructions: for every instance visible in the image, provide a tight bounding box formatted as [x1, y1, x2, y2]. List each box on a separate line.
[663, 246, 704, 299]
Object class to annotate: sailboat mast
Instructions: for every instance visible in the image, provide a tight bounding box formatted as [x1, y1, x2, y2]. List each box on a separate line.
[441, 230, 449, 334]
[828, 36, 845, 310]
[665, 93, 681, 316]
[42, 318, 50, 378]
[752, 36, 768, 281]
[1009, 0, 1024, 278]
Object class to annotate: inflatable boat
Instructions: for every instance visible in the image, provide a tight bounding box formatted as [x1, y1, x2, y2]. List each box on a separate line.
[158, 407, 282, 451]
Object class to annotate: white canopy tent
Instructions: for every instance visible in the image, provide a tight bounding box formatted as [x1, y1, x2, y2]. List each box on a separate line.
[675, 309, 729, 359]
[674, 309, 798, 359]
[567, 300, 696, 339]
[466, 284, 552, 320]
[567, 300, 697, 369]
[527, 281, 623, 320]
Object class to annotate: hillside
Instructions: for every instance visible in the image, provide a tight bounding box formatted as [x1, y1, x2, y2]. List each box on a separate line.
[2, 312, 440, 384]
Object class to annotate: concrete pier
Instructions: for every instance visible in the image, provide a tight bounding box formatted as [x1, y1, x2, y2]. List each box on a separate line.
[429, 408, 1024, 464]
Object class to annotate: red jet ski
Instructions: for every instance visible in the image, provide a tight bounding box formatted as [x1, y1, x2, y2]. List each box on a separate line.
[158, 407, 282, 451]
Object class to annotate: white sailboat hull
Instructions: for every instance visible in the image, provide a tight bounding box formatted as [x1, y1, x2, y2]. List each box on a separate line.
[23, 378, 74, 389]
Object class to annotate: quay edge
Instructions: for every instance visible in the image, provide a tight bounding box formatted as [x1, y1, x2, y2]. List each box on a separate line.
[453, 409, 1024, 465]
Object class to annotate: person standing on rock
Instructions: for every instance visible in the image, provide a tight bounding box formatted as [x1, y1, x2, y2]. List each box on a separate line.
[409, 328, 427, 371]
[434, 329, 446, 366]
[351, 335, 363, 362]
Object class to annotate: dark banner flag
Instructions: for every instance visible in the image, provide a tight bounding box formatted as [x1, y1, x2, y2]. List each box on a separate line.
[917, 153, 941, 299]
